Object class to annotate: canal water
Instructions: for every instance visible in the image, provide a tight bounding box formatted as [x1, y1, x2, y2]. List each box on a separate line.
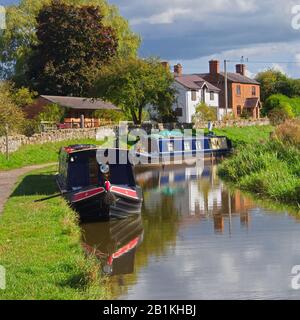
[81, 165, 300, 300]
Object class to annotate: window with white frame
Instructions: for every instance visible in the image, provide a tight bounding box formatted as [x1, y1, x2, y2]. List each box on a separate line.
[191, 90, 197, 101]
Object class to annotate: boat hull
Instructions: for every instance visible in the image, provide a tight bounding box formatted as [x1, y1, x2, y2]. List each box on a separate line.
[134, 149, 231, 168]
[61, 185, 143, 222]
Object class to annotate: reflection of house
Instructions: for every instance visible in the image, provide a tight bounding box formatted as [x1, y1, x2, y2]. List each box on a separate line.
[24, 95, 119, 128]
[140, 166, 254, 233]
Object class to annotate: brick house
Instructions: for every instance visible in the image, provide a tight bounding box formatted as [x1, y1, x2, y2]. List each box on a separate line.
[201, 60, 261, 119]
[24, 95, 119, 128]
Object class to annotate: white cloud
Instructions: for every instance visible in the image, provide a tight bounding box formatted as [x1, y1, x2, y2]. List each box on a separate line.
[111, 0, 300, 77]
[131, 8, 192, 25]
[129, 0, 258, 26]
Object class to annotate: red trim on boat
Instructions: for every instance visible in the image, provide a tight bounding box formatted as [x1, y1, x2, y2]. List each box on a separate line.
[110, 186, 138, 200]
[72, 187, 105, 203]
[107, 236, 140, 265]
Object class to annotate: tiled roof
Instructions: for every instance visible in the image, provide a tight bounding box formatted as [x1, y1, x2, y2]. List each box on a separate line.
[40, 96, 119, 110]
[175, 75, 220, 92]
[199, 72, 260, 85]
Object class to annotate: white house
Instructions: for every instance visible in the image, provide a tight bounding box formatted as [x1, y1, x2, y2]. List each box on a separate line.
[172, 64, 221, 123]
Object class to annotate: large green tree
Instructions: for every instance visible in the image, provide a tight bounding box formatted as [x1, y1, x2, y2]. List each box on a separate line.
[0, 0, 140, 85]
[255, 69, 300, 102]
[92, 58, 176, 125]
[26, 1, 118, 96]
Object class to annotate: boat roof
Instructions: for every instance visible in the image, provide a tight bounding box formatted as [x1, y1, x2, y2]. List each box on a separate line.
[63, 145, 129, 154]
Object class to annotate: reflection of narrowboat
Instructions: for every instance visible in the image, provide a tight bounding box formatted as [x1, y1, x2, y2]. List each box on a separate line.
[56, 145, 143, 221]
[133, 132, 232, 166]
[81, 215, 144, 275]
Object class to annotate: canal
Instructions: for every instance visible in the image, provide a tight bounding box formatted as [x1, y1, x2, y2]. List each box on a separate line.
[81, 164, 300, 300]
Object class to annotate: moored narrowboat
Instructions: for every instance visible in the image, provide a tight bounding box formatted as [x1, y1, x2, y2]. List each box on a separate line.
[133, 131, 232, 167]
[56, 145, 143, 221]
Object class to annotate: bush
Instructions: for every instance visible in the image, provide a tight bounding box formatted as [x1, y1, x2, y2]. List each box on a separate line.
[37, 103, 65, 123]
[93, 109, 128, 123]
[264, 94, 300, 119]
[268, 107, 293, 125]
[193, 102, 217, 123]
[272, 119, 300, 149]
[0, 84, 25, 136]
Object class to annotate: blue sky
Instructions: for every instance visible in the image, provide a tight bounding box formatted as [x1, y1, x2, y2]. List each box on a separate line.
[3, 0, 300, 77]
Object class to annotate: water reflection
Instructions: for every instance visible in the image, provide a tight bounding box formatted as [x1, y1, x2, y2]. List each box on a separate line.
[81, 216, 143, 276]
[82, 164, 300, 300]
[137, 165, 254, 235]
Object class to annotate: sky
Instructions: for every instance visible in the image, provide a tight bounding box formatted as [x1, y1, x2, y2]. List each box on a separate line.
[2, 0, 300, 77]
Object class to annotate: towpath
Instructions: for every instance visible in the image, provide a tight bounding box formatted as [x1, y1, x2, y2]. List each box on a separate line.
[0, 163, 56, 214]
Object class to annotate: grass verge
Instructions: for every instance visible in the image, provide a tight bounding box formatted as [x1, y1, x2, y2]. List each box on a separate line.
[0, 139, 105, 170]
[0, 166, 110, 300]
[213, 125, 274, 147]
[218, 135, 300, 208]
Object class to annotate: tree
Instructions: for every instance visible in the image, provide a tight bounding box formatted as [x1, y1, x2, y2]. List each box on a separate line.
[92, 58, 176, 124]
[37, 103, 65, 122]
[0, 83, 25, 136]
[93, 110, 128, 123]
[26, 1, 118, 96]
[193, 102, 217, 123]
[255, 69, 300, 102]
[0, 0, 140, 85]
[10, 87, 37, 108]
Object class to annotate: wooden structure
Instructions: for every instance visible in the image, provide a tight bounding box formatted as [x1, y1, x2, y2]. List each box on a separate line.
[24, 95, 120, 128]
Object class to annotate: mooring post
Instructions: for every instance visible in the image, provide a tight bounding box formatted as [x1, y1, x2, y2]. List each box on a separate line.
[5, 124, 9, 160]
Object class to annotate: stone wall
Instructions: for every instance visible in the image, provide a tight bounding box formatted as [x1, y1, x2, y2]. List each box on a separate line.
[0, 128, 116, 154]
[193, 118, 270, 129]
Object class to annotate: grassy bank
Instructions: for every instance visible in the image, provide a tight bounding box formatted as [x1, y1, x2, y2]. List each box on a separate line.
[213, 125, 274, 147]
[218, 122, 300, 208]
[0, 166, 110, 300]
[0, 138, 104, 170]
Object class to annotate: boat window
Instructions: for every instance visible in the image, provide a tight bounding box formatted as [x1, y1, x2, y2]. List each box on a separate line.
[89, 156, 100, 185]
[184, 142, 191, 151]
[167, 142, 174, 152]
[196, 141, 202, 150]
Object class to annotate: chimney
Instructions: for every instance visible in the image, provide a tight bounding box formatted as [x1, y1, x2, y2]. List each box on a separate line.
[174, 63, 183, 76]
[209, 60, 220, 74]
[161, 61, 170, 71]
[236, 64, 246, 76]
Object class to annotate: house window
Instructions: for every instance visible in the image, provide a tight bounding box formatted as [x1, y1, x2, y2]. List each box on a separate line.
[210, 92, 214, 101]
[237, 105, 242, 116]
[175, 108, 183, 117]
[236, 85, 241, 96]
[191, 90, 197, 101]
[252, 86, 256, 96]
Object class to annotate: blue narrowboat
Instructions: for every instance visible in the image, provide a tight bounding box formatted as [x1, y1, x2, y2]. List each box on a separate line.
[133, 131, 232, 166]
[56, 145, 143, 221]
